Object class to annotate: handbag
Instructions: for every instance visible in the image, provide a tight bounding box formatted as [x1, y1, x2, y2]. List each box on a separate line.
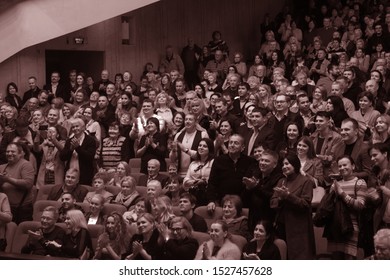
[313, 190, 336, 227]
[311, 186, 325, 207]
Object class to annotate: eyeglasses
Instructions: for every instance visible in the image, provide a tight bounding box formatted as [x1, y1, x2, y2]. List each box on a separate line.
[171, 227, 184, 233]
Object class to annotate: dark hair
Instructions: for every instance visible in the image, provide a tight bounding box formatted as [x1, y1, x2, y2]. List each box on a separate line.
[219, 119, 236, 135]
[6, 82, 18, 95]
[195, 138, 214, 162]
[255, 220, 275, 241]
[327, 95, 345, 114]
[358, 91, 374, 104]
[297, 136, 316, 159]
[179, 192, 197, 206]
[341, 118, 359, 130]
[146, 117, 160, 132]
[212, 30, 222, 39]
[283, 121, 302, 142]
[239, 82, 250, 90]
[283, 153, 301, 174]
[336, 155, 355, 166]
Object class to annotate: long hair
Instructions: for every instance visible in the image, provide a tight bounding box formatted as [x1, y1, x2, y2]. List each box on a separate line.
[297, 136, 316, 159]
[67, 209, 88, 231]
[195, 138, 215, 162]
[104, 212, 129, 254]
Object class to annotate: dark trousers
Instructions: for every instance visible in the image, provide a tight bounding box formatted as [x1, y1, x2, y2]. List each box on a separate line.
[11, 203, 33, 224]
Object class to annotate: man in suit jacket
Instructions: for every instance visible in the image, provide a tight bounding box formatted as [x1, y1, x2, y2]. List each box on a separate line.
[43, 71, 70, 103]
[244, 107, 275, 155]
[60, 118, 97, 185]
[47, 168, 88, 202]
[138, 159, 169, 187]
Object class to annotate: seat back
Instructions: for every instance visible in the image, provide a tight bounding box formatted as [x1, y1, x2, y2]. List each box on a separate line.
[194, 206, 223, 229]
[35, 184, 56, 201]
[33, 200, 61, 221]
[130, 173, 143, 185]
[102, 204, 127, 216]
[273, 238, 287, 260]
[76, 202, 90, 213]
[106, 185, 121, 196]
[192, 231, 209, 246]
[87, 224, 104, 251]
[136, 186, 147, 198]
[230, 234, 247, 251]
[5, 222, 17, 253]
[11, 221, 41, 253]
[129, 158, 141, 173]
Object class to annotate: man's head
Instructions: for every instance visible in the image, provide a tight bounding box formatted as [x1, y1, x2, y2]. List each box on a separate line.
[28, 76, 37, 90]
[251, 107, 268, 128]
[222, 93, 234, 110]
[238, 83, 250, 98]
[101, 69, 109, 81]
[373, 228, 390, 260]
[40, 206, 58, 232]
[175, 78, 185, 94]
[15, 118, 30, 137]
[215, 98, 228, 116]
[98, 95, 108, 109]
[365, 79, 379, 94]
[47, 109, 59, 126]
[214, 50, 223, 62]
[255, 65, 266, 78]
[343, 67, 355, 82]
[141, 99, 154, 116]
[259, 150, 278, 175]
[6, 143, 24, 165]
[297, 94, 311, 113]
[147, 159, 160, 177]
[331, 81, 343, 97]
[229, 74, 240, 89]
[51, 72, 60, 84]
[146, 180, 162, 199]
[273, 94, 290, 113]
[69, 70, 77, 82]
[340, 118, 359, 144]
[328, 64, 340, 79]
[38, 90, 49, 106]
[315, 111, 331, 132]
[296, 71, 308, 86]
[179, 192, 196, 214]
[228, 134, 245, 156]
[64, 168, 80, 188]
[61, 192, 76, 210]
[106, 83, 115, 96]
[71, 118, 85, 138]
[184, 113, 196, 130]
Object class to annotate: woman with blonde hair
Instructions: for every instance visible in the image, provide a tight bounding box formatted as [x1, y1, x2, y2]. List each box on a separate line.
[51, 209, 93, 259]
[155, 91, 173, 125]
[310, 86, 327, 113]
[372, 114, 390, 145]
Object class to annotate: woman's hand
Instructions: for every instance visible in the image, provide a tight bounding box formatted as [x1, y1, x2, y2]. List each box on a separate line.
[202, 242, 210, 260]
[132, 241, 143, 255]
[243, 252, 260, 260]
[332, 180, 343, 196]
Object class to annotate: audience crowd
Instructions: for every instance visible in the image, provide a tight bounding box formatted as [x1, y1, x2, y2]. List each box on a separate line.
[2, 0, 390, 260]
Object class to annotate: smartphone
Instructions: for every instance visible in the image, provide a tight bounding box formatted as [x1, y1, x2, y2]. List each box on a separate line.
[329, 173, 342, 181]
[39, 124, 48, 131]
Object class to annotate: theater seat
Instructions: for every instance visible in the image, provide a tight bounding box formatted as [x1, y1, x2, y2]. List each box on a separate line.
[136, 186, 147, 198]
[274, 238, 287, 260]
[105, 185, 121, 196]
[33, 200, 61, 221]
[130, 173, 143, 185]
[5, 222, 17, 253]
[192, 231, 209, 246]
[87, 224, 104, 252]
[129, 158, 141, 173]
[194, 206, 223, 229]
[102, 204, 127, 215]
[11, 221, 41, 253]
[35, 184, 56, 201]
[230, 234, 247, 251]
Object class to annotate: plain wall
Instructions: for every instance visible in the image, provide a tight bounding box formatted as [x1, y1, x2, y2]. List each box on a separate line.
[0, 0, 286, 96]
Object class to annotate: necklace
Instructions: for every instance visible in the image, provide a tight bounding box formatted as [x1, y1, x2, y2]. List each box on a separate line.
[183, 130, 196, 143]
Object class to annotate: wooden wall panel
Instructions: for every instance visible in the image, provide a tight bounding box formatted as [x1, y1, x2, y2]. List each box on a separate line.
[0, 0, 286, 94]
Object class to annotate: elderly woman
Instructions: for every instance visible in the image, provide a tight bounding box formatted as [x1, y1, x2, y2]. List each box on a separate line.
[195, 220, 241, 260]
[136, 117, 168, 174]
[113, 176, 140, 210]
[270, 153, 316, 259]
[221, 195, 250, 240]
[160, 216, 199, 259]
[85, 194, 105, 225]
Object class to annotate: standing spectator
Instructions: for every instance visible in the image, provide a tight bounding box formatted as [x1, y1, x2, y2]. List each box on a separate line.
[270, 153, 316, 259]
[160, 45, 185, 76]
[5, 82, 22, 112]
[60, 118, 97, 185]
[22, 76, 41, 106]
[181, 38, 202, 89]
[0, 142, 35, 224]
[97, 69, 113, 96]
